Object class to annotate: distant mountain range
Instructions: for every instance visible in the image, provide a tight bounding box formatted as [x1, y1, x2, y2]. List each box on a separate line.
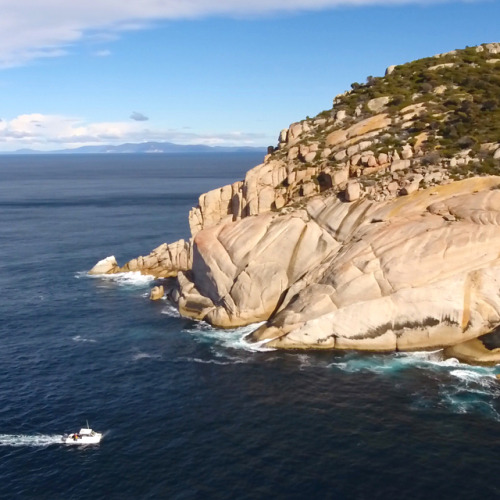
[7, 141, 267, 155]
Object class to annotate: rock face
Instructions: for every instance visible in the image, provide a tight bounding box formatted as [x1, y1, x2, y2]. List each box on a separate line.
[89, 43, 500, 360]
[176, 211, 338, 327]
[251, 177, 500, 350]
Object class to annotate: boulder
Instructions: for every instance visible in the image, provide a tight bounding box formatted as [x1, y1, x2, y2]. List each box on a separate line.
[321, 148, 332, 159]
[347, 144, 360, 157]
[387, 181, 399, 194]
[301, 182, 317, 197]
[334, 150, 347, 161]
[390, 159, 411, 172]
[335, 110, 347, 122]
[367, 96, 390, 113]
[150, 285, 165, 301]
[88, 256, 119, 275]
[299, 144, 310, 158]
[350, 153, 361, 166]
[433, 85, 447, 95]
[288, 123, 303, 143]
[279, 129, 288, 143]
[332, 167, 349, 186]
[385, 65, 396, 76]
[304, 152, 317, 163]
[378, 152, 389, 164]
[345, 181, 361, 201]
[288, 147, 299, 160]
[400, 181, 419, 195]
[401, 145, 413, 159]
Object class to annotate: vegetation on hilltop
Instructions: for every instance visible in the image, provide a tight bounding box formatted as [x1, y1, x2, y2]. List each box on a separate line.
[267, 43, 500, 204]
[322, 43, 500, 165]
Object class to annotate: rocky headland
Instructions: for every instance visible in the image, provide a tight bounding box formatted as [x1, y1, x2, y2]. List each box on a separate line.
[90, 43, 500, 364]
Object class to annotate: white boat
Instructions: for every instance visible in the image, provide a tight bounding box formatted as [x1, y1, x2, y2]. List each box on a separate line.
[62, 423, 102, 445]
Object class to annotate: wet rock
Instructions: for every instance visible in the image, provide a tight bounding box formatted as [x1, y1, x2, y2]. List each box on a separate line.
[150, 285, 165, 301]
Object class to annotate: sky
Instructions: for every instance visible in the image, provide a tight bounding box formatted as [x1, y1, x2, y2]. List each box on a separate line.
[0, 0, 498, 151]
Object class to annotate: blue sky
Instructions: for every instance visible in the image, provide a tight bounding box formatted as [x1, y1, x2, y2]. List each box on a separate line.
[0, 0, 498, 151]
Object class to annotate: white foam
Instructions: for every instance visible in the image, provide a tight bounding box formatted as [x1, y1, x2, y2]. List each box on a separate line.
[132, 351, 162, 361]
[185, 321, 275, 353]
[72, 335, 97, 343]
[298, 354, 319, 371]
[324, 350, 495, 381]
[0, 434, 63, 447]
[161, 304, 180, 317]
[395, 350, 468, 371]
[77, 271, 154, 287]
[450, 369, 497, 388]
[182, 356, 247, 366]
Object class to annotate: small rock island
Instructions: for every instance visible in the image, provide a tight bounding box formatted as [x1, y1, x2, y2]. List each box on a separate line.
[90, 43, 500, 364]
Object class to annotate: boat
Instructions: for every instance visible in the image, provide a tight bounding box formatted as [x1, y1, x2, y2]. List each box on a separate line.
[62, 422, 102, 445]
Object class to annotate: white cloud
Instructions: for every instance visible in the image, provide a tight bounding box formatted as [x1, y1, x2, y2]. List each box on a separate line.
[0, 113, 270, 150]
[0, 0, 453, 67]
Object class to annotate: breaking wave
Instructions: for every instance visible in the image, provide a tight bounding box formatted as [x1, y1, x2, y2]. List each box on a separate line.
[0, 434, 63, 447]
[183, 321, 275, 353]
[449, 368, 498, 387]
[161, 303, 180, 317]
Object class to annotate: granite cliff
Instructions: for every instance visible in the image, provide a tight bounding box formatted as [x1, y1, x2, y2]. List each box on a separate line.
[90, 43, 500, 363]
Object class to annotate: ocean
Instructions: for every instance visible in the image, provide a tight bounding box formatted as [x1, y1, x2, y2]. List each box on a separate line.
[1, 153, 500, 499]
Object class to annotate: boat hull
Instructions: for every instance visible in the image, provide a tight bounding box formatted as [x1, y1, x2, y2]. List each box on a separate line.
[62, 430, 102, 445]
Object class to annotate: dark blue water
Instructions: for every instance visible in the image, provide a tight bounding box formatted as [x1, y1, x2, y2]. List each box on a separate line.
[1, 153, 500, 499]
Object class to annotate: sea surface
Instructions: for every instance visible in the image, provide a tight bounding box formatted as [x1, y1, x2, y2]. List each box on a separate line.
[1, 153, 500, 499]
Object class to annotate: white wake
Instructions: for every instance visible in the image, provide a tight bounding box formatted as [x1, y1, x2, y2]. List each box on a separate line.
[0, 434, 63, 447]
